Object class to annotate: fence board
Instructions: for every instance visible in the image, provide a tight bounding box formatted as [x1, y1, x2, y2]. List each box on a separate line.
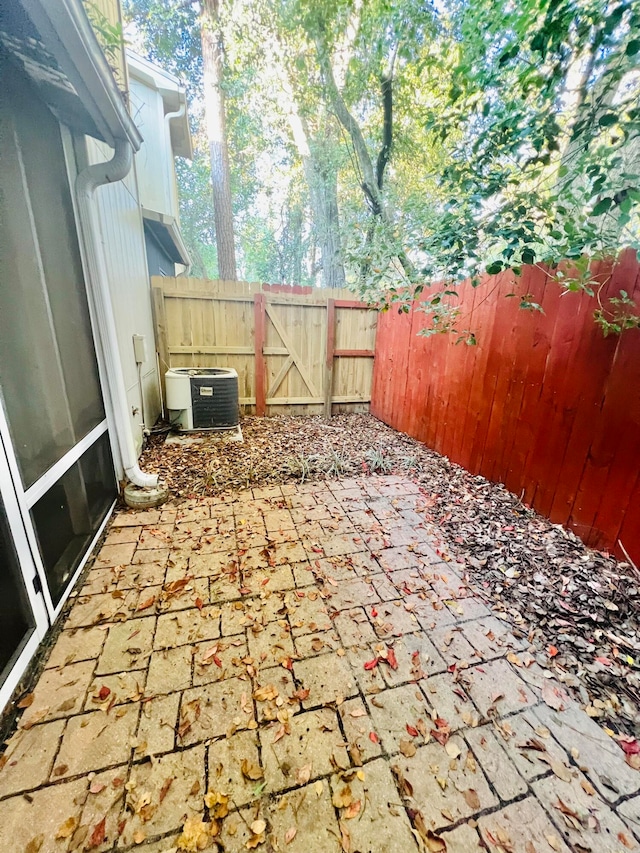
[152, 277, 377, 417]
[371, 250, 640, 563]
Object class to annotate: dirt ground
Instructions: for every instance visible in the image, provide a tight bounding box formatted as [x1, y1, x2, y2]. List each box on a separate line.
[140, 414, 640, 738]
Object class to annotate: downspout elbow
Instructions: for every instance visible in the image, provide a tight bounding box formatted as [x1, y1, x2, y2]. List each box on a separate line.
[125, 464, 158, 489]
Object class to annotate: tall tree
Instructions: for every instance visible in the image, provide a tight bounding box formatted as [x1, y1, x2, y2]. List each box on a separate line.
[200, 0, 237, 279]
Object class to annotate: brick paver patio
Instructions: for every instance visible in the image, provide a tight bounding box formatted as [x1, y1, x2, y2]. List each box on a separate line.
[1, 475, 639, 852]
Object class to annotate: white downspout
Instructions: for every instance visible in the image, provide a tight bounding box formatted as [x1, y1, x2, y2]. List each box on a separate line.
[164, 101, 191, 277]
[76, 138, 159, 489]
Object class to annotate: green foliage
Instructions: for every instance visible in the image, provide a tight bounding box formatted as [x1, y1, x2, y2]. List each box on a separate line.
[124, 0, 640, 332]
[123, 0, 314, 284]
[84, 2, 126, 87]
[363, 446, 394, 473]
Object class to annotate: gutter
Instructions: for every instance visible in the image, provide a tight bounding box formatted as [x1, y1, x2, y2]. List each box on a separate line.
[164, 101, 192, 276]
[75, 138, 158, 489]
[21, 0, 142, 151]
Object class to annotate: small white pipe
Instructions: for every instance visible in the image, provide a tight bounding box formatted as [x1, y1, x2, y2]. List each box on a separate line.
[164, 100, 191, 277]
[75, 139, 159, 489]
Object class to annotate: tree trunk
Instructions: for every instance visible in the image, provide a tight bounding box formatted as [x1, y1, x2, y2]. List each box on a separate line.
[200, 0, 237, 280]
[306, 151, 345, 289]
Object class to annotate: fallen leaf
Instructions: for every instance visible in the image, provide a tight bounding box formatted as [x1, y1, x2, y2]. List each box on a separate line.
[463, 789, 481, 810]
[364, 658, 380, 671]
[204, 789, 230, 819]
[86, 816, 106, 850]
[159, 777, 173, 803]
[340, 822, 350, 853]
[369, 731, 379, 744]
[343, 799, 362, 819]
[296, 763, 312, 785]
[25, 837, 44, 853]
[445, 741, 461, 759]
[399, 739, 417, 758]
[541, 683, 567, 712]
[620, 737, 640, 756]
[580, 778, 596, 796]
[332, 785, 353, 808]
[241, 758, 264, 781]
[55, 817, 78, 840]
[17, 693, 34, 709]
[285, 826, 297, 844]
[431, 718, 451, 746]
[545, 833, 562, 851]
[543, 756, 572, 783]
[177, 816, 213, 851]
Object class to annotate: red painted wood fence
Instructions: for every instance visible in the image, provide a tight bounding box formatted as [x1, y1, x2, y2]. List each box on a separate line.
[371, 250, 640, 563]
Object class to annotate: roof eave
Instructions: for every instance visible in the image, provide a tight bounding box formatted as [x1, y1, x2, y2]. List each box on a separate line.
[21, 0, 142, 150]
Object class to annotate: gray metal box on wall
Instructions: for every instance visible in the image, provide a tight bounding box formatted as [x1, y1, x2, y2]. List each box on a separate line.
[165, 368, 239, 430]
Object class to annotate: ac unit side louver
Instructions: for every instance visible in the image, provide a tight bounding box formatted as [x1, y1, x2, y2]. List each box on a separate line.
[165, 367, 239, 431]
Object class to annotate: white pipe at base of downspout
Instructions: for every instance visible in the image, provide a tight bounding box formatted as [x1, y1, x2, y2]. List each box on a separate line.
[76, 138, 159, 489]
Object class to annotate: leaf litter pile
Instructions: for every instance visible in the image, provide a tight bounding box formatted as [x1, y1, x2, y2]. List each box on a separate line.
[141, 413, 640, 737]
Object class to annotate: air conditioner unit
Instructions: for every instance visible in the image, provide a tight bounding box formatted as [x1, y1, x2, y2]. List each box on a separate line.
[165, 367, 240, 431]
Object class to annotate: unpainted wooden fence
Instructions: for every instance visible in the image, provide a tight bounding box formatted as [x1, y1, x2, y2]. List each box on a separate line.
[372, 249, 640, 563]
[151, 277, 378, 416]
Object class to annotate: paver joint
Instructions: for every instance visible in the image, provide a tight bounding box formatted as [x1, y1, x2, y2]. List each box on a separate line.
[0, 474, 638, 853]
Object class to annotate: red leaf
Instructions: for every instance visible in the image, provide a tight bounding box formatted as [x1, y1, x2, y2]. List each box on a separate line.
[369, 731, 379, 744]
[595, 656, 612, 666]
[548, 645, 558, 657]
[98, 686, 111, 701]
[406, 724, 419, 738]
[195, 597, 204, 611]
[620, 738, 640, 756]
[371, 608, 378, 618]
[364, 658, 380, 671]
[87, 817, 106, 849]
[212, 654, 223, 668]
[431, 717, 451, 746]
[386, 647, 398, 670]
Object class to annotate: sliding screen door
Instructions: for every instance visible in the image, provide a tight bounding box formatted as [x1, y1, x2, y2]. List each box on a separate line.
[0, 58, 116, 611]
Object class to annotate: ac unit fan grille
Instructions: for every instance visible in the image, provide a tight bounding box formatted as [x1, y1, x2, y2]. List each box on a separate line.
[190, 375, 239, 428]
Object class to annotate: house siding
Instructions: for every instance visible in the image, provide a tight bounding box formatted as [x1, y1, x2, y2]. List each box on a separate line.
[86, 136, 161, 450]
[129, 77, 176, 217]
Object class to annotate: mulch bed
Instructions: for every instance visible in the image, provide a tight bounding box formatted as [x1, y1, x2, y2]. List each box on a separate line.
[140, 413, 640, 736]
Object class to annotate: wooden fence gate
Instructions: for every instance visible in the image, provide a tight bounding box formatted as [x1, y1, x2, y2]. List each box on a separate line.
[151, 277, 378, 416]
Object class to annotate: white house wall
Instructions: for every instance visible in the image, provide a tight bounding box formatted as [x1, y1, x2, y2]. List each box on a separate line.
[86, 137, 161, 454]
[129, 77, 176, 217]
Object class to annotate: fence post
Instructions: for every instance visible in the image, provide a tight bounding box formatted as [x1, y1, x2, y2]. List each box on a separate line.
[324, 298, 336, 418]
[254, 292, 266, 416]
[152, 282, 170, 404]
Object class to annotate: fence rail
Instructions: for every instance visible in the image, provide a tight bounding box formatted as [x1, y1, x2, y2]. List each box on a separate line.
[151, 277, 378, 416]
